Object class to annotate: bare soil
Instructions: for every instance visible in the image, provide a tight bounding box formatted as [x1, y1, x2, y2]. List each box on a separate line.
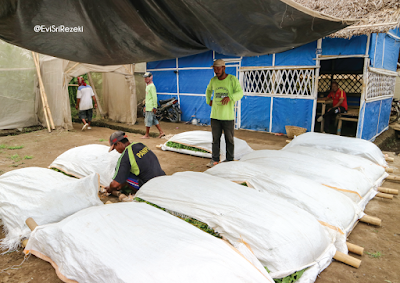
[0, 119, 399, 283]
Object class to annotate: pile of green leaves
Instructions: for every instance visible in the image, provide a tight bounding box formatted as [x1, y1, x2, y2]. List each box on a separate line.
[50, 168, 77, 178]
[273, 269, 306, 283]
[166, 141, 209, 153]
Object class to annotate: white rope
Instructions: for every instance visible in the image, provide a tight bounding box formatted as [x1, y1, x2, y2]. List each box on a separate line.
[0, 253, 31, 275]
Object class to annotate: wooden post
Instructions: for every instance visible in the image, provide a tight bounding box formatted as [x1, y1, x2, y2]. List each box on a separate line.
[378, 187, 398, 195]
[87, 72, 105, 117]
[32, 52, 51, 132]
[333, 251, 361, 268]
[25, 217, 38, 231]
[375, 192, 393, 199]
[360, 215, 381, 226]
[346, 242, 364, 256]
[385, 156, 394, 162]
[385, 168, 394, 173]
[386, 175, 400, 182]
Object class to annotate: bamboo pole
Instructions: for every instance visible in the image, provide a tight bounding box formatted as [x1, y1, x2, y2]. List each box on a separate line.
[285, 140, 292, 143]
[333, 251, 361, 268]
[87, 72, 105, 117]
[386, 175, 400, 182]
[346, 242, 364, 256]
[26, 217, 38, 231]
[21, 239, 29, 248]
[34, 52, 55, 130]
[385, 156, 394, 162]
[64, 62, 80, 75]
[375, 192, 393, 200]
[32, 52, 51, 132]
[360, 215, 381, 226]
[378, 186, 398, 195]
[385, 168, 394, 173]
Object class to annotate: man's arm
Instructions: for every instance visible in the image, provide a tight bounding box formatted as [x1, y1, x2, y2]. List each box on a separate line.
[105, 180, 123, 193]
[206, 80, 213, 106]
[106, 151, 131, 193]
[222, 76, 243, 105]
[91, 89, 98, 109]
[333, 98, 344, 108]
[75, 98, 80, 110]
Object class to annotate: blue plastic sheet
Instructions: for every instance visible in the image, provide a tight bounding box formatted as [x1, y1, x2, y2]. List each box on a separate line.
[179, 69, 214, 94]
[322, 36, 367, 56]
[361, 100, 380, 140]
[152, 71, 177, 93]
[378, 98, 392, 134]
[240, 96, 271, 131]
[179, 95, 210, 124]
[241, 55, 273, 67]
[178, 51, 213, 68]
[275, 41, 317, 66]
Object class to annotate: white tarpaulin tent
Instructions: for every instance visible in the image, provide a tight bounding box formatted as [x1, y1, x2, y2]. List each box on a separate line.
[0, 167, 102, 252]
[0, 40, 137, 130]
[49, 144, 121, 188]
[25, 203, 273, 283]
[136, 172, 336, 281]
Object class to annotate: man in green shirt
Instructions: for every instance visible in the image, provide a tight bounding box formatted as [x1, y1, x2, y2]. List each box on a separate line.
[142, 72, 165, 139]
[206, 59, 243, 167]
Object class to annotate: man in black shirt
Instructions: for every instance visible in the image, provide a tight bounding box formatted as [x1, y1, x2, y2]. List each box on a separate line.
[105, 131, 165, 195]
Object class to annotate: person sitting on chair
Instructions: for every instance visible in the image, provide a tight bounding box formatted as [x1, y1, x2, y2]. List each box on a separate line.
[317, 81, 348, 133]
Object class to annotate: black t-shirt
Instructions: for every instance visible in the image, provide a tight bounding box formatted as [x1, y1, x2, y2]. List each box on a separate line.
[113, 142, 165, 186]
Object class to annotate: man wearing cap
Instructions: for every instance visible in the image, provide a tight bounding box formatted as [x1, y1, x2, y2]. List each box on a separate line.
[206, 59, 243, 167]
[75, 76, 97, 131]
[142, 72, 165, 139]
[105, 131, 165, 195]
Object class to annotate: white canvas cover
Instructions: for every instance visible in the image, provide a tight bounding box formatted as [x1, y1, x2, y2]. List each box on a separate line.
[25, 203, 273, 283]
[240, 150, 377, 208]
[0, 167, 102, 252]
[284, 132, 387, 167]
[161, 130, 253, 160]
[205, 162, 363, 251]
[282, 145, 388, 186]
[136, 172, 336, 280]
[49, 144, 120, 187]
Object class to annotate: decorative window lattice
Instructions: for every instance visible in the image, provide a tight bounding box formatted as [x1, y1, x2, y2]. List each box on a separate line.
[366, 70, 396, 100]
[242, 68, 315, 96]
[318, 74, 363, 94]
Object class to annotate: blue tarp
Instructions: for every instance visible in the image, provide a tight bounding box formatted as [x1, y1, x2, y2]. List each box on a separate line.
[240, 96, 271, 131]
[322, 36, 367, 56]
[275, 41, 317, 66]
[369, 31, 400, 71]
[179, 69, 214, 94]
[361, 98, 392, 140]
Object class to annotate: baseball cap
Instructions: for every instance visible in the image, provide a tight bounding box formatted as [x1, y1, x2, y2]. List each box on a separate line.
[109, 131, 127, 152]
[211, 59, 225, 67]
[143, 72, 152, 78]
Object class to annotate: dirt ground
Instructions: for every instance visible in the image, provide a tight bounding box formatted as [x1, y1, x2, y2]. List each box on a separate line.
[0, 119, 399, 283]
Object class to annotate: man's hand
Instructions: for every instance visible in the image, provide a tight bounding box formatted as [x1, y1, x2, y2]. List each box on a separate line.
[143, 107, 146, 112]
[221, 96, 230, 105]
[209, 100, 213, 106]
[75, 104, 78, 110]
[152, 108, 156, 114]
[94, 103, 97, 109]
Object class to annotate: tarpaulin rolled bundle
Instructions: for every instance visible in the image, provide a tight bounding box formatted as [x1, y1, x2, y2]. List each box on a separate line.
[282, 145, 388, 186]
[0, 167, 102, 252]
[240, 150, 377, 209]
[0, 0, 353, 65]
[136, 172, 337, 281]
[49, 144, 120, 187]
[161, 130, 253, 160]
[284, 132, 388, 167]
[205, 162, 363, 252]
[25, 203, 273, 283]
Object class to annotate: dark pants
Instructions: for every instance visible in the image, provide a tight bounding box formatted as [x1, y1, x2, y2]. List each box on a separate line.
[211, 119, 234, 162]
[323, 106, 346, 132]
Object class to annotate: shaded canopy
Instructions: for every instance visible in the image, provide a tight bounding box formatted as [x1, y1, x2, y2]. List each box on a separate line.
[0, 0, 352, 65]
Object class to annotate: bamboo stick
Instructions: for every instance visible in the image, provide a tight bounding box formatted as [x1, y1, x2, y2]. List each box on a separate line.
[21, 239, 29, 248]
[87, 72, 105, 117]
[25, 217, 38, 231]
[286, 140, 292, 143]
[375, 192, 393, 200]
[346, 242, 364, 256]
[34, 52, 55, 130]
[385, 168, 394, 173]
[333, 251, 361, 268]
[378, 186, 398, 195]
[65, 62, 80, 75]
[385, 157, 394, 162]
[386, 175, 400, 182]
[32, 52, 51, 132]
[360, 215, 381, 226]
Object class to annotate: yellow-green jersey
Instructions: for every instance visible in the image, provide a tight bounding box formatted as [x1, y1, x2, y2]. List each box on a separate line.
[145, 83, 158, 110]
[206, 74, 243, 120]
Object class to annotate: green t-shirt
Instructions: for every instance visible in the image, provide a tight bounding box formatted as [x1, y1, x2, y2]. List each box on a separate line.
[206, 74, 243, 120]
[145, 83, 158, 110]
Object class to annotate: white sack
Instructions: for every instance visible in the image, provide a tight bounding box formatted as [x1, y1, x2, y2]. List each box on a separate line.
[205, 162, 362, 245]
[49, 144, 121, 187]
[0, 167, 102, 252]
[240, 150, 376, 207]
[282, 145, 388, 187]
[25, 203, 273, 283]
[284, 132, 387, 167]
[161, 130, 253, 160]
[136, 172, 336, 279]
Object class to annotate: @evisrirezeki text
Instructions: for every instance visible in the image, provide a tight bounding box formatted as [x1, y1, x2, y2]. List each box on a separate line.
[34, 25, 83, 33]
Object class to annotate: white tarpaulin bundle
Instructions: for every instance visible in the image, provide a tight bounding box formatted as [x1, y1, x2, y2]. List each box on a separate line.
[25, 203, 273, 283]
[0, 167, 102, 252]
[240, 150, 377, 208]
[284, 132, 387, 167]
[136, 172, 336, 281]
[49, 144, 120, 187]
[282, 145, 388, 186]
[205, 162, 363, 251]
[161, 130, 253, 160]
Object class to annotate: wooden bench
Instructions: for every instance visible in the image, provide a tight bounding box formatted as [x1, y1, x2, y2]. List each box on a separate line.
[336, 107, 359, 135]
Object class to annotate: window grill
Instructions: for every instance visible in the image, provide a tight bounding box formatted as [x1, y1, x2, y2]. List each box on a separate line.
[242, 68, 315, 97]
[318, 74, 363, 94]
[366, 70, 396, 100]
